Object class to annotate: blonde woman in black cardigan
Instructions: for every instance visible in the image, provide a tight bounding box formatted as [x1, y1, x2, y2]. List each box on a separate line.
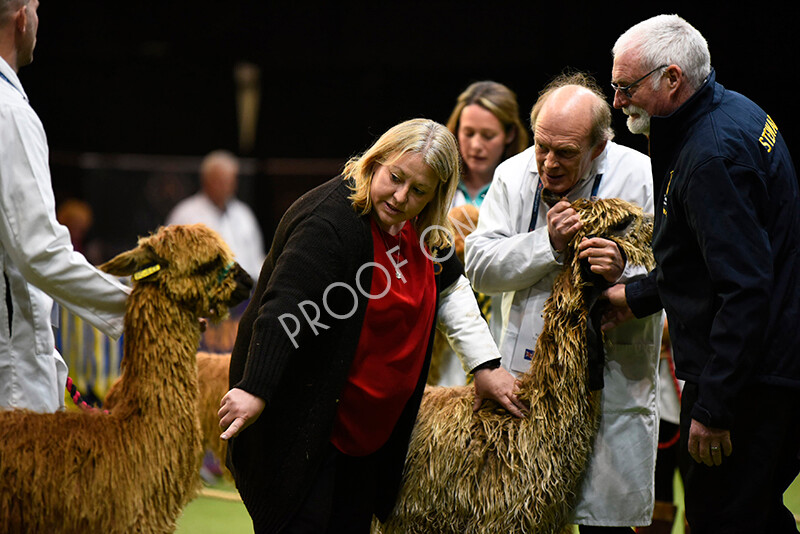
[218, 119, 525, 533]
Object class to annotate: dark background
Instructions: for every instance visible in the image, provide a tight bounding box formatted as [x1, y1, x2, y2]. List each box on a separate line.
[17, 1, 798, 255]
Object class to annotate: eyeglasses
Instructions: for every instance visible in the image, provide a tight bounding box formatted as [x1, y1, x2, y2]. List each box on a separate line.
[611, 64, 669, 99]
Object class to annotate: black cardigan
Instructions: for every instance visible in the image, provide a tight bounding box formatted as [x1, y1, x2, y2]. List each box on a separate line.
[227, 176, 462, 531]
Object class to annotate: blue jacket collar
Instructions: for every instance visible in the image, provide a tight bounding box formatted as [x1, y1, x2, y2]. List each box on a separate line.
[649, 68, 720, 166]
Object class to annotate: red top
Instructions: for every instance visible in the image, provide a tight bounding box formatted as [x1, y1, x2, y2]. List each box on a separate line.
[330, 218, 436, 456]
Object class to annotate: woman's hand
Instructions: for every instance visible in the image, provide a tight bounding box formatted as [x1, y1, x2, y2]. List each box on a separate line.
[218, 387, 266, 440]
[473, 366, 528, 418]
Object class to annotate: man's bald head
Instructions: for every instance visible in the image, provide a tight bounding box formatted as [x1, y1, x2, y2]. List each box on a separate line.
[530, 71, 614, 148]
[0, 0, 37, 71]
[530, 73, 613, 195]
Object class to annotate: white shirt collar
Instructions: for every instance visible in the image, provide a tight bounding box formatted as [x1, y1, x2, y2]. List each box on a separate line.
[0, 55, 29, 102]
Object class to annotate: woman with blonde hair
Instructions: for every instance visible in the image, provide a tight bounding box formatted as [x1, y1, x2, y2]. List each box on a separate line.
[219, 118, 524, 533]
[446, 80, 528, 207]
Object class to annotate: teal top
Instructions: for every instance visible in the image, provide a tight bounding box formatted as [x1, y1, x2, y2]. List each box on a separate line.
[455, 180, 491, 207]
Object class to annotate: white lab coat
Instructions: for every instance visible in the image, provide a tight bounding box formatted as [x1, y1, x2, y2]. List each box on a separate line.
[465, 143, 663, 527]
[436, 187, 503, 387]
[0, 57, 129, 413]
[436, 274, 502, 372]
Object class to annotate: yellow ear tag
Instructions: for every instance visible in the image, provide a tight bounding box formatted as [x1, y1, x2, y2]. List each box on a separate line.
[133, 264, 161, 281]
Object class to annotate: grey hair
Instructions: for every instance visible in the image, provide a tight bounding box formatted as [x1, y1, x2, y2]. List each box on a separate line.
[200, 150, 239, 180]
[613, 14, 711, 92]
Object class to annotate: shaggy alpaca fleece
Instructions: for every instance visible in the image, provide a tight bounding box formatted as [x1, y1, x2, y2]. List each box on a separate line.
[110, 350, 234, 480]
[449, 204, 480, 262]
[377, 198, 655, 534]
[196, 351, 233, 478]
[0, 224, 250, 534]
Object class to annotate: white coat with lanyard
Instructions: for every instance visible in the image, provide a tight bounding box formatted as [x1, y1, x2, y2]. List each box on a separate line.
[465, 143, 664, 526]
[0, 57, 129, 413]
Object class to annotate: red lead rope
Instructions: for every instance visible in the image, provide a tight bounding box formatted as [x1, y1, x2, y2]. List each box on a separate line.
[66, 377, 109, 414]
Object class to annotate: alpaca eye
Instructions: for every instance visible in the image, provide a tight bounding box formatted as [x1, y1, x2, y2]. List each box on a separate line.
[195, 259, 222, 276]
[609, 215, 634, 234]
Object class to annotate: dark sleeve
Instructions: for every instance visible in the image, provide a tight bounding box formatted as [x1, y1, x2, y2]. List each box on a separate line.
[434, 244, 465, 292]
[685, 159, 772, 428]
[235, 214, 366, 403]
[625, 269, 663, 318]
[471, 359, 501, 373]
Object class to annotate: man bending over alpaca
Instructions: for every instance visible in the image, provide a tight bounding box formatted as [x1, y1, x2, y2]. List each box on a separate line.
[465, 72, 663, 533]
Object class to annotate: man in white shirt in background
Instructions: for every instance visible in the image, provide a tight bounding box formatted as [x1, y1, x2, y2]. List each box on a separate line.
[0, 0, 129, 413]
[166, 150, 265, 281]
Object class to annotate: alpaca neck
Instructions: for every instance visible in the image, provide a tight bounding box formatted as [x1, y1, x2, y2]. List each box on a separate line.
[517, 262, 589, 396]
[112, 285, 201, 419]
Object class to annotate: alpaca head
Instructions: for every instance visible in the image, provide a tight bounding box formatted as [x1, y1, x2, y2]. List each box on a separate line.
[522, 197, 655, 392]
[568, 197, 655, 273]
[100, 224, 254, 321]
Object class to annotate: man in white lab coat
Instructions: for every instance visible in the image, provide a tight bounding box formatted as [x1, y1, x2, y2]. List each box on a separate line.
[465, 72, 663, 532]
[0, 0, 129, 412]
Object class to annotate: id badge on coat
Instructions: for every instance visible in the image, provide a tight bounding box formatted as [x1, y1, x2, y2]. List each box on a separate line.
[503, 286, 543, 376]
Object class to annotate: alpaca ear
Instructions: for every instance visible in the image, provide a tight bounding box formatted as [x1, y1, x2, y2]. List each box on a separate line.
[99, 246, 157, 277]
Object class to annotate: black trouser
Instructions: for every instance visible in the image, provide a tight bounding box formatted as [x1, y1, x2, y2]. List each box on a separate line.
[654, 421, 680, 502]
[280, 444, 377, 534]
[680, 382, 800, 533]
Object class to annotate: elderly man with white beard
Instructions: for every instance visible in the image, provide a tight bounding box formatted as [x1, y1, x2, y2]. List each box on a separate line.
[606, 14, 800, 534]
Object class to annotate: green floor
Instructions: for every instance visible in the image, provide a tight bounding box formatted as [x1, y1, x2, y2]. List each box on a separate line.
[178, 473, 800, 534]
[176, 479, 251, 534]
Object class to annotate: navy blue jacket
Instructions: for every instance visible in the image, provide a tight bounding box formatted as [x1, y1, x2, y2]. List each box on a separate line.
[626, 70, 800, 429]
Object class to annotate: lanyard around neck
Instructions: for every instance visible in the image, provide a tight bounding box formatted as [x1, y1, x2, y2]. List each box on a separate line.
[528, 173, 603, 232]
[0, 70, 24, 98]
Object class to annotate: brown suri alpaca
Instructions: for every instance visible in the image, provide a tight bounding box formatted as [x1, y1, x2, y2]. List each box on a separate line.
[0, 224, 252, 534]
[109, 350, 234, 481]
[196, 350, 233, 479]
[376, 198, 656, 534]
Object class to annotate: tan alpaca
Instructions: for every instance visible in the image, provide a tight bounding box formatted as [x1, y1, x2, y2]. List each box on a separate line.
[109, 350, 234, 481]
[110, 350, 234, 481]
[196, 350, 233, 477]
[0, 224, 251, 534]
[376, 198, 655, 534]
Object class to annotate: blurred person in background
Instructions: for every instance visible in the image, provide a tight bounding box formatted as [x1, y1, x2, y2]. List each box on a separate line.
[56, 198, 93, 255]
[167, 150, 264, 352]
[446, 80, 529, 208]
[167, 149, 265, 281]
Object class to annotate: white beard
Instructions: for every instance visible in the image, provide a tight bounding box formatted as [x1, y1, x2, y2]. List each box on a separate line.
[624, 105, 651, 136]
